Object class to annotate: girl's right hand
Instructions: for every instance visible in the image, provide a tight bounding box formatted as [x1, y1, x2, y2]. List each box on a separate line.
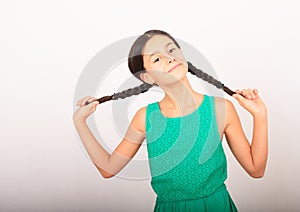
[73, 96, 100, 123]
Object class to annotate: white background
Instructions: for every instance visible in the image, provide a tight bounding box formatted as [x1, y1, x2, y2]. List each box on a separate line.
[1, 0, 300, 211]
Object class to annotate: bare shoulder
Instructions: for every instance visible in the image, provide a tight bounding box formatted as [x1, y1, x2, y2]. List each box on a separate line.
[213, 96, 231, 112]
[130, 106, 147, 136]
[213, 96, 227, 105]
[214, 96, 234, 108]
[213, 96, 236, 131]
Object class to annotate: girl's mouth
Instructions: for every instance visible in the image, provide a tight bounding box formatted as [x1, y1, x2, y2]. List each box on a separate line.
[168, 64, 181, 73]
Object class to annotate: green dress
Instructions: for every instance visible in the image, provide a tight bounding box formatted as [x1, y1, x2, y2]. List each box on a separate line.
[146, 94, 238, 212]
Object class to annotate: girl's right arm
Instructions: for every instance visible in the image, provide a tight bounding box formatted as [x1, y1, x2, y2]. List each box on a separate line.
[73, 96, 146, 178]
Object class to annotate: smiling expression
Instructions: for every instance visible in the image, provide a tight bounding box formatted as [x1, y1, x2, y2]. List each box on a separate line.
[141, 35, 188, 86]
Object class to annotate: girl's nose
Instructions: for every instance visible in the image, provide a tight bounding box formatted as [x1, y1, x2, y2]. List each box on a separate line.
[168, 56, 175, 63]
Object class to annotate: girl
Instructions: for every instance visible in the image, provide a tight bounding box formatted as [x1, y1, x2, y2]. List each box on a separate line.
[73, 30, 268, 211]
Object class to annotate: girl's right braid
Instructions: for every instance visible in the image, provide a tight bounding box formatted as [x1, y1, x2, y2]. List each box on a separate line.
[85, 82, 153, 105]
[112, 83, 153, 100]
[85, 62, 243, 105]
[187, 61, 239, 97]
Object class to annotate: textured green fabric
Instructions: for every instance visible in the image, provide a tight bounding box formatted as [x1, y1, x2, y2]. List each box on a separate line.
[146, 94, 238, 211]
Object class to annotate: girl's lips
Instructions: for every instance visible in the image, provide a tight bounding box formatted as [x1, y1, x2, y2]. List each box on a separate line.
[168, 63, 181, 73]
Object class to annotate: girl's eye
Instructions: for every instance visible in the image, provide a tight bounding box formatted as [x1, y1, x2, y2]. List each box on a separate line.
[169, 48, 176, 53]
[154, 57, 160, 63]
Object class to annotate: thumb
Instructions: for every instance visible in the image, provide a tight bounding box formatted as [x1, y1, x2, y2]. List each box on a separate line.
[86, 101, 100, 114]
[94, 100, 100, 107]
[233, 93, 245, 105]
[90, 100, 99, 108]
[85, 99, 98, 106]
[84, 100, 99, 109]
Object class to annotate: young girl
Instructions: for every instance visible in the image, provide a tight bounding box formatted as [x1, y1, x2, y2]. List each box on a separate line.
[73, 30, 268, 211]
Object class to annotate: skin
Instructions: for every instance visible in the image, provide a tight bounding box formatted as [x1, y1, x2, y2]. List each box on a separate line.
[73, 35, 268, 179]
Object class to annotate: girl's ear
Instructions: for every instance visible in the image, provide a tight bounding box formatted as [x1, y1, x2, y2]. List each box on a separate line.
[140, 72, 155, 84]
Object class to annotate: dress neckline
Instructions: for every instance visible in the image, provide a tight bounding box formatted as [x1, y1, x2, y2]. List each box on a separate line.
[156, 94, 207, 119]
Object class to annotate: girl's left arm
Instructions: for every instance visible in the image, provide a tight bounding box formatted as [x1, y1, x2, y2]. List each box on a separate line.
[224, 88, 268, 178]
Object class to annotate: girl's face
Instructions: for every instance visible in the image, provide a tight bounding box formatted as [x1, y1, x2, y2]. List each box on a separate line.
[141, 35, 188, 86]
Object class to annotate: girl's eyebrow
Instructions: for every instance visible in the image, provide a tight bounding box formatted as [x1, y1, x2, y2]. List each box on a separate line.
[148, 42, 174, 61]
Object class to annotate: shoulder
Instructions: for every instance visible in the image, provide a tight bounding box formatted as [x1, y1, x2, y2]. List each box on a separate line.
[212, 96, 237, 129]
[212, 95, 234, 109]
[130, 106, 147, 136]
[135, 106, 147, 117]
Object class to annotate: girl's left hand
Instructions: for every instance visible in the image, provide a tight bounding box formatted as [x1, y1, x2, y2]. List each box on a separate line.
[233, 88, 267, 117]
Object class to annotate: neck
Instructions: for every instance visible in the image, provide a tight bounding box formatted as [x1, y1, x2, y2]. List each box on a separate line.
[160, 76, 199, 109]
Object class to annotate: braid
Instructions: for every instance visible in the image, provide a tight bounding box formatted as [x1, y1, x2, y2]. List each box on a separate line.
[85, 83, 153, 105]
[85, 62, 241, 105]
[187, 61, 237, 96]
[112, 83, 153, 100]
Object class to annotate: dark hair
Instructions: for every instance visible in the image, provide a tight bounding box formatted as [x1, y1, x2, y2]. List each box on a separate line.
[86, 30, 239, 105]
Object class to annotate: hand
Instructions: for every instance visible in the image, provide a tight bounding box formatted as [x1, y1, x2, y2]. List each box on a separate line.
[73, 96, 100, 122]
[233, 88, 267, 117]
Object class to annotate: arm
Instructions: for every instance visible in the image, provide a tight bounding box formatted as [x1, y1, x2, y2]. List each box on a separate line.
[224, 88, 268, 178]
[73, 106, 146, 179]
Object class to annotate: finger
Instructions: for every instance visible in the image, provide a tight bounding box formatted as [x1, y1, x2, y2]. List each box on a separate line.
[241, 89, 252, 99]
[247, 88, 255, 99]
[77, 96, 92, 106]
[84, 100, 94, 105]
[232, 93, 245, 106]
[249, 88, 259, 99]
[87, 97, 98, 105]
[76, 98, 86, 106]
[235, 89, 240, 94]
[234, 89, 245, 98]
[253, 88, 259, 99]
[80, 97, 97, 106]
[252, 88, 260, 100]
[240, 89, 246, 97]
[85, 98, 98, 105]
[89, 100, 100, 108]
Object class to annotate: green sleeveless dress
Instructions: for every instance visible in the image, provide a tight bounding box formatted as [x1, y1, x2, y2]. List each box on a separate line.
[146, 94, 238, 212]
